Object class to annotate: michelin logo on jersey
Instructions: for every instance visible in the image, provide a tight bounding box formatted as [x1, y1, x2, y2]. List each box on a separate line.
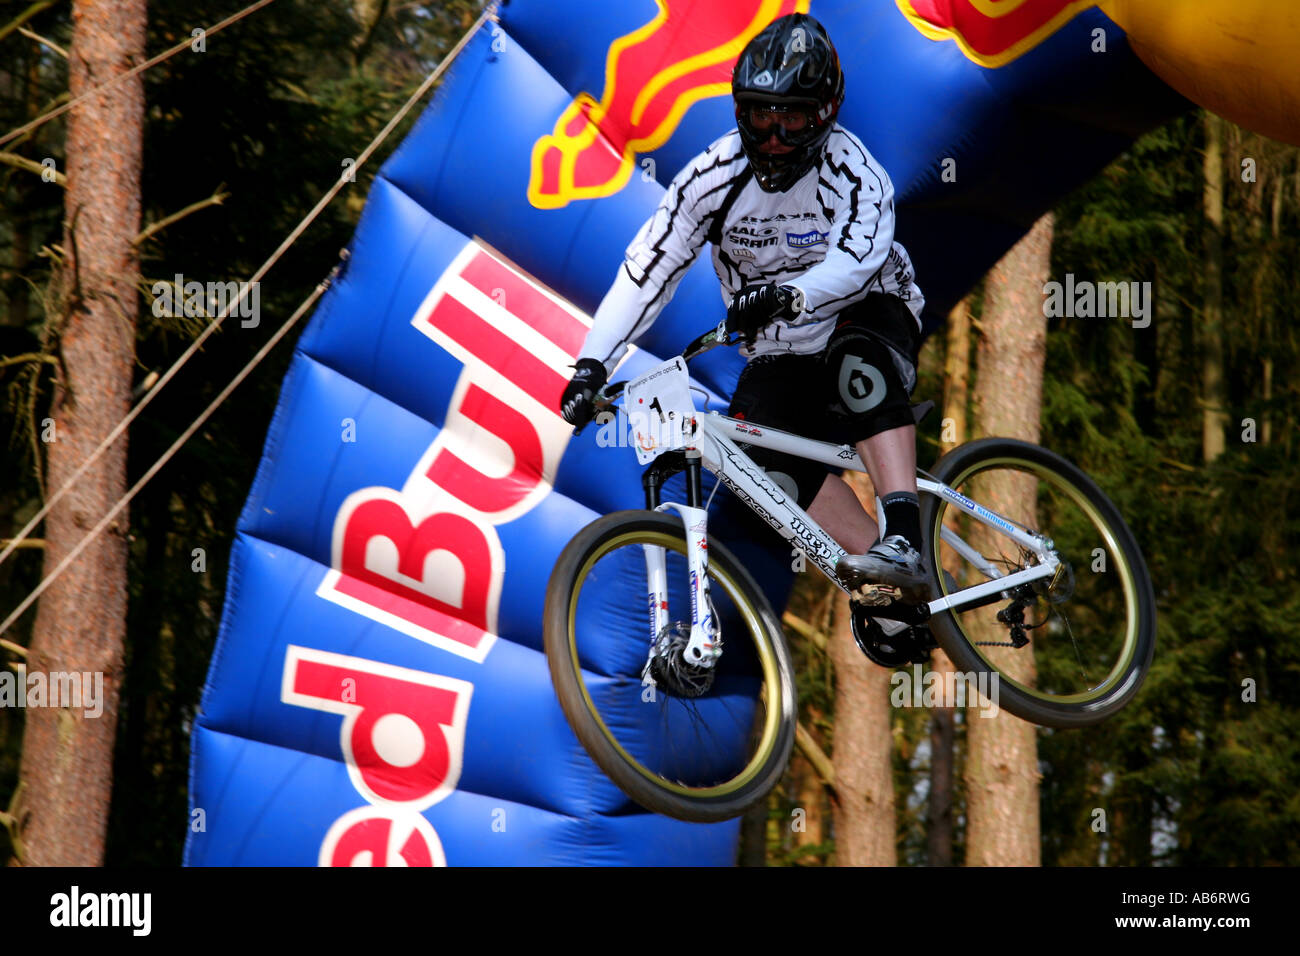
[787, 230, 828, 248]
[187, 0, 1188, 866]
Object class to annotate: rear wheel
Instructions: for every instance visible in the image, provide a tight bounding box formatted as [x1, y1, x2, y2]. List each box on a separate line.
[920, 439, 1156, 728]
[544, 510, 796, 822]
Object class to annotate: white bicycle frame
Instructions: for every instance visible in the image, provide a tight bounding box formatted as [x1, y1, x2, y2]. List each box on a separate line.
[623, 352, 1062, 678]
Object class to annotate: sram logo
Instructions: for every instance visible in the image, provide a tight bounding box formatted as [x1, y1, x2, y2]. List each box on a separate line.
[286, 241, 590, 865]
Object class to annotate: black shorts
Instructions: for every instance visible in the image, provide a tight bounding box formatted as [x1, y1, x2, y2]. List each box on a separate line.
[725, 292, 921, 508]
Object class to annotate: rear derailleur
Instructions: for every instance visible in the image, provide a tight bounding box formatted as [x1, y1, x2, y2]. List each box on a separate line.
[970, 599, 1035, 649]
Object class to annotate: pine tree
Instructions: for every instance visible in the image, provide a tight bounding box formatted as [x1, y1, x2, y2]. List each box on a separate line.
[964, 214, 1053, 867]
[14, 0, 146, 866]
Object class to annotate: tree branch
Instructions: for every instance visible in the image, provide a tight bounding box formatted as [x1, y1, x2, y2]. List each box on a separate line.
[783, 611, 828, 651]
[1159, 456, 1199, 474]
[134, 188, 230, 247]
[796, 720, 836, 791]
[0, 637, 29, 658]
[18, 24, 67, 58]
[0, 0, 60, 46]
[0, 151, 66, 186]
[0, 781, 27, 865]
[3, 90, 69, 154]
[0, 352, 59, 370]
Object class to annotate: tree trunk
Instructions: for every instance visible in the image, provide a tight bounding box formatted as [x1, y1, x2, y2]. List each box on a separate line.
[829, 471, 896, 866]
[964, 213, 1053, 867]
[15, 0, 144, 866]
[737, 797, 768, 866]
[926, 693, 955, 866]
[1201, 112, 1228, 464]
[352, 0, 388, 65]
[791, 750, 825, 857]
[926, 296, 972, 866]
[1262, 162, 1284, 448]
[941, 296, 971, 451]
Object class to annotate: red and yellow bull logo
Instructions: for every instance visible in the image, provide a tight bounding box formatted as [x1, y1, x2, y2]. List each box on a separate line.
[528, 0, 808, 209]
[897, 0, 1099, 68]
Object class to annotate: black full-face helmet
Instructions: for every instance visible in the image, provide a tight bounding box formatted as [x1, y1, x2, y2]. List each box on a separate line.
[732, 13, 845, 192]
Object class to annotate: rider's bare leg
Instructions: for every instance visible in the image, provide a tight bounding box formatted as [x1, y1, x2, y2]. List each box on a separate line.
[806, 472, 877, 554]
[805, 423, 919, 553]
[855, 424, 918, 507]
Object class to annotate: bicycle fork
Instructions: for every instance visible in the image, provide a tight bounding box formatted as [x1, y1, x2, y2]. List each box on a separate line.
[640, 450, 721, 690]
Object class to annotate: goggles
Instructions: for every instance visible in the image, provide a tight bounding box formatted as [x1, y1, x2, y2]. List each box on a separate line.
[743, 104, 813, 134]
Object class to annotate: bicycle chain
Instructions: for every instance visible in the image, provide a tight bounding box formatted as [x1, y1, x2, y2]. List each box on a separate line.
[976, 627, 1031, 649]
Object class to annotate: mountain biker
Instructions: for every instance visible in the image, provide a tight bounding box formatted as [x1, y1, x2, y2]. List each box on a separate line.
[559, 12, 928, 599]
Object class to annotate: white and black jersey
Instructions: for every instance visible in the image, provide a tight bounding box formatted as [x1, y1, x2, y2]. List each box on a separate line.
[580, 126, 924, 374]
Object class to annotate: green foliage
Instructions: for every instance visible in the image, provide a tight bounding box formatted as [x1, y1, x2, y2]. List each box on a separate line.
[1035, 112, 1300, 866]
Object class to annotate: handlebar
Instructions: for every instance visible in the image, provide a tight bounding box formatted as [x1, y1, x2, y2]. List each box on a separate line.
[572, 323, 743, 436]
[599, 322, 738, 403]
[682, 321, 742, 362]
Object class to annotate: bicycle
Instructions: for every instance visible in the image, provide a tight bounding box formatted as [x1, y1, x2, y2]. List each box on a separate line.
[544, 324, 1156, 822]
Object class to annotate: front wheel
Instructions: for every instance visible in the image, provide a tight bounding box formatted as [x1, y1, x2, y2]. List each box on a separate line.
[920, 439, 1156, 728]
[544, 510, 796, 822]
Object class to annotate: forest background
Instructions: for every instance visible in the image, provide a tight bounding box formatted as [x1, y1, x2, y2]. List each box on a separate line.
[0, 0, 1296, 866]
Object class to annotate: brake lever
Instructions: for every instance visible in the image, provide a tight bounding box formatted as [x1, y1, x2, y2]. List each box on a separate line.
[570, 384, 626, 437]
[572, 322, 737, 436]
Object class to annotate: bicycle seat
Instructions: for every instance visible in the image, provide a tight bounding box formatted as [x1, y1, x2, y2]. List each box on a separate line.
[910, 400, 935, 425]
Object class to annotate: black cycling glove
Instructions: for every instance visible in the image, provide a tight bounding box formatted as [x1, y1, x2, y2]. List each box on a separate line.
[725, 283, 804, 344]
[560, 358, 608, 429]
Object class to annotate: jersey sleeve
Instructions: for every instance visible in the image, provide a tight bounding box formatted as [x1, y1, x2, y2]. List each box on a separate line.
[578, 140, 745, 373]
[786, 135, 896, 323]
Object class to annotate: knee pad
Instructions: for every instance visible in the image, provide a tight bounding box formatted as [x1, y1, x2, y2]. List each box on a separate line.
[824, 325, 915, 440]
[727, 354, 831, 511]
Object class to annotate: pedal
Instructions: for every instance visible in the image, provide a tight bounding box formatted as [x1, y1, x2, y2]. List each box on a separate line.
[851, 609, 931, 668]
[851, 583, 900, 607]
[878, 618, 909, 637]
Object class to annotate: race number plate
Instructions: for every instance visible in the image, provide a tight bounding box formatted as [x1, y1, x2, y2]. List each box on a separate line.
[625, 356, 696, 465]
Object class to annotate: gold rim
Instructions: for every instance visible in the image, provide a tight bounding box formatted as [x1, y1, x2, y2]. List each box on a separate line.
[565, 528, 784, 798]
[932, 456, 1141, 705]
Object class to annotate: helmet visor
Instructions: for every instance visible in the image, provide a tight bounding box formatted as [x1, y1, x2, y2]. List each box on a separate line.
[735, 95, 823, 150]
[742, 104, 813, 133]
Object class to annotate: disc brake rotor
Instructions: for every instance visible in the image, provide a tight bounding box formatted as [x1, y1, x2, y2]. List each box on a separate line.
[648, 624, 715, 698]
